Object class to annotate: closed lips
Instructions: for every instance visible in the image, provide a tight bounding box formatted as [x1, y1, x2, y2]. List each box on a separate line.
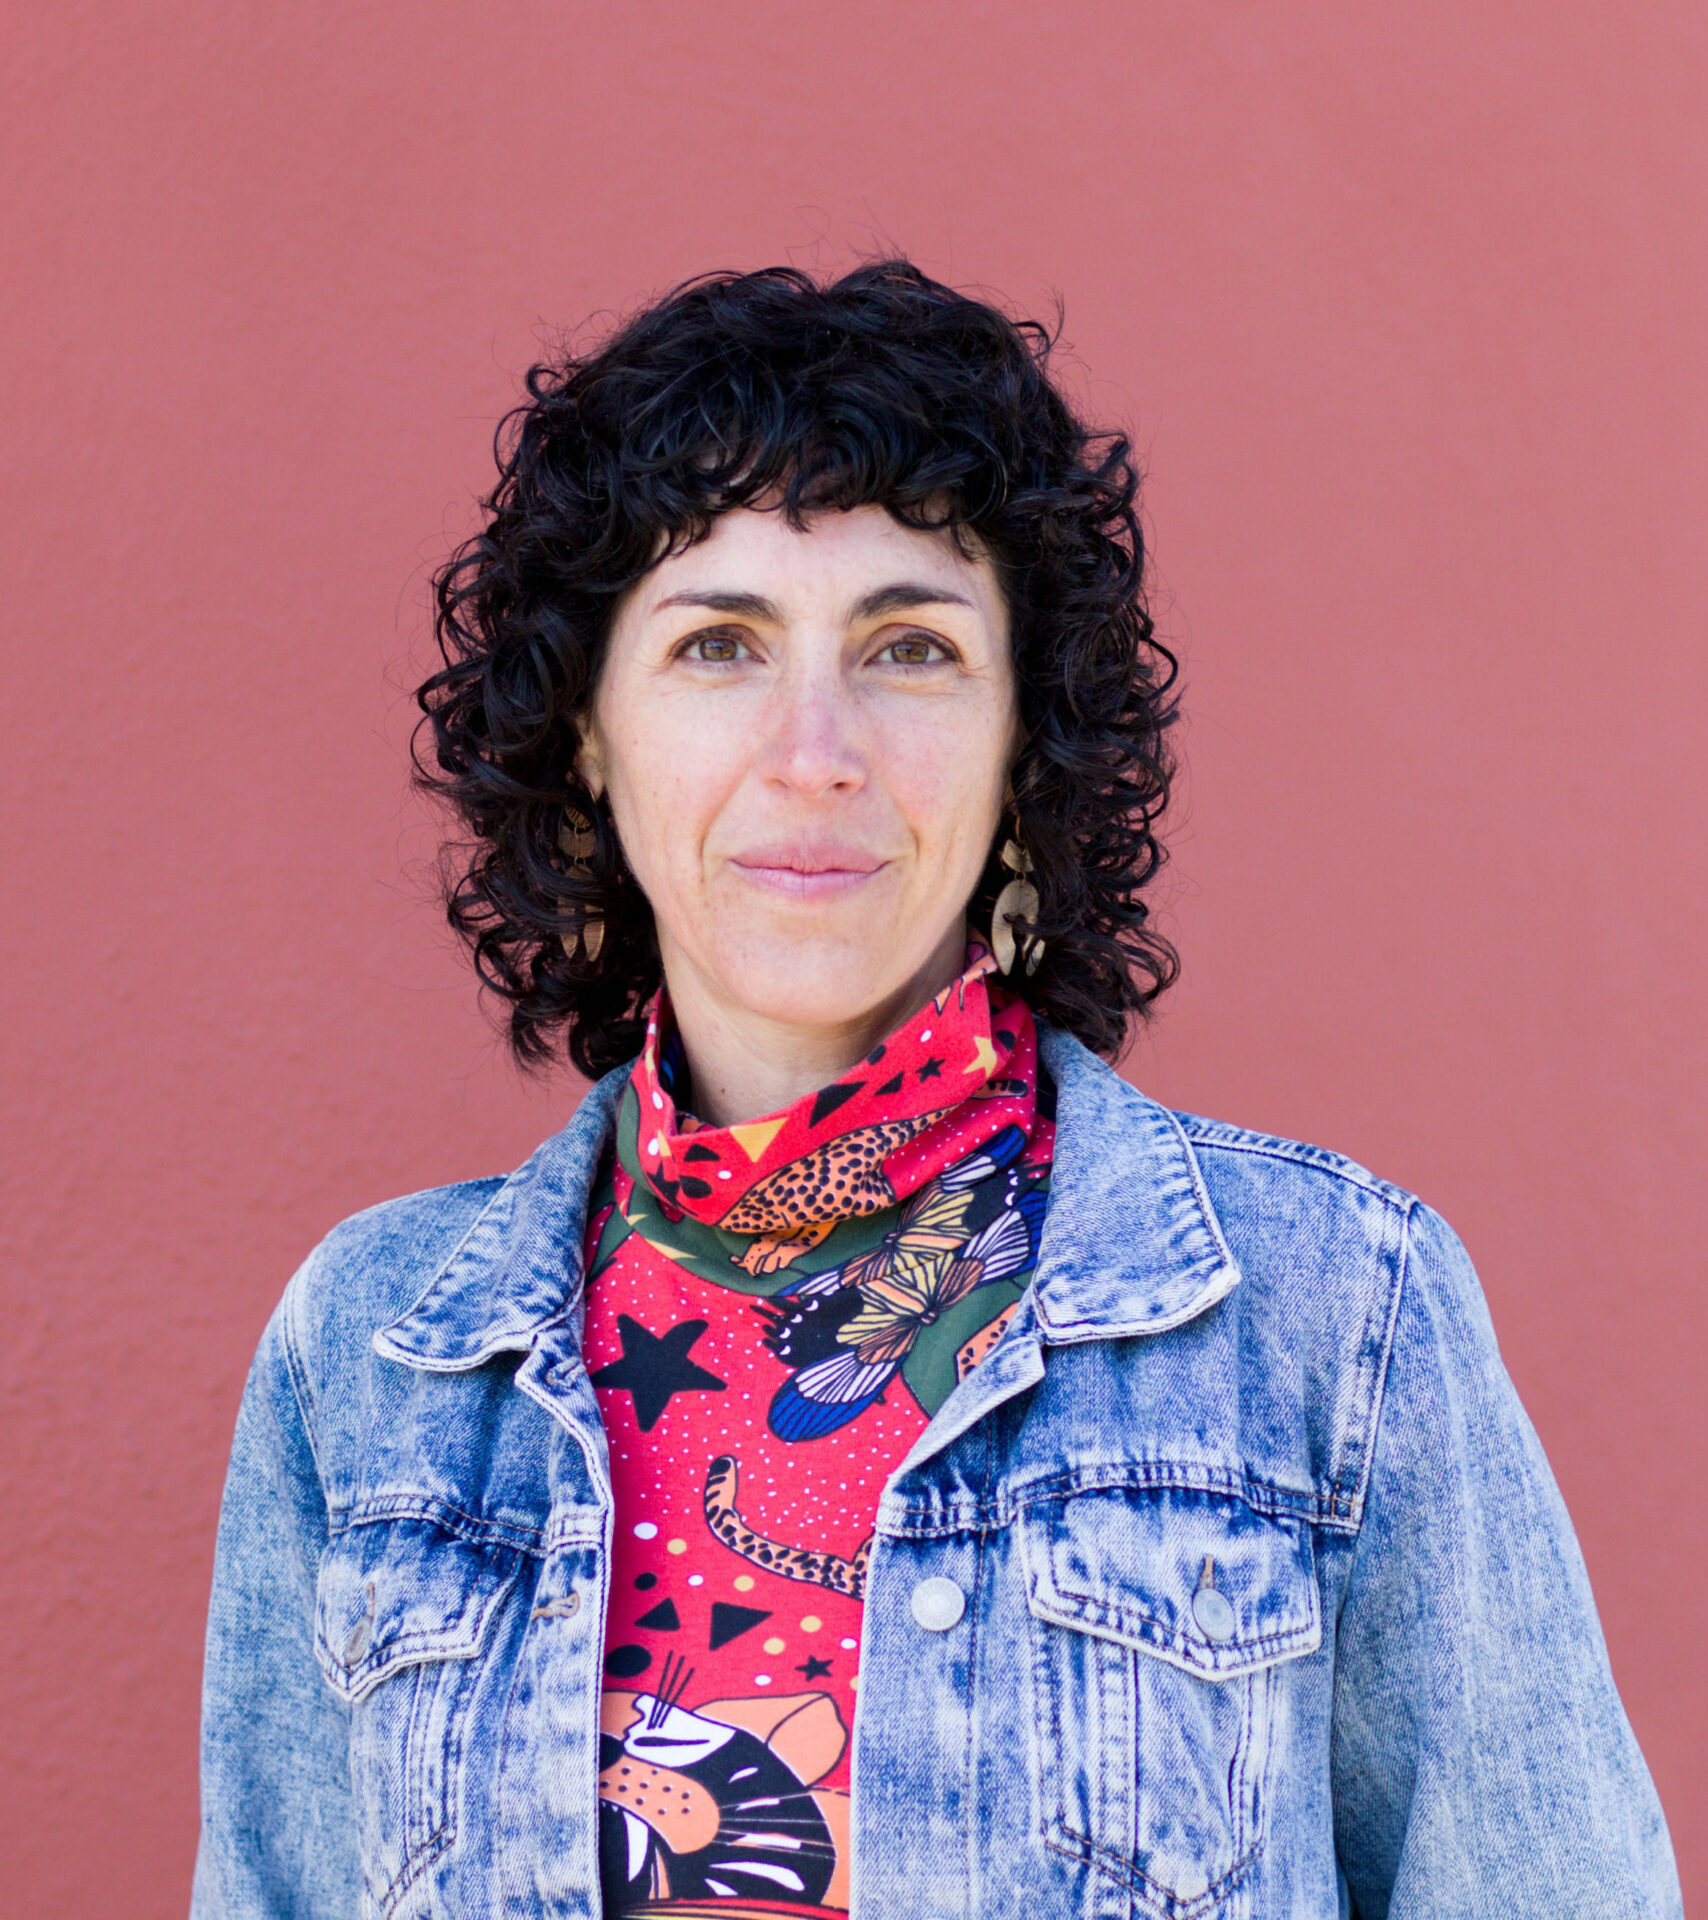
[728, 848, 889, 898]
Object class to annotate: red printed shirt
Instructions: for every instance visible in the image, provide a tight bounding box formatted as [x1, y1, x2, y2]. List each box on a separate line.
[582, 947, 1053, 1916]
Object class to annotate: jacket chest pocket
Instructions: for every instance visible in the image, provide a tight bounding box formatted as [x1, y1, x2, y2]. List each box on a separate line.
[1019, 1486, 1319, 1920]
[315, 1516, 524, 1918]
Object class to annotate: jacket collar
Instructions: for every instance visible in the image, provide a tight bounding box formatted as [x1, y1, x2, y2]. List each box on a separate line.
[374, 1026, 1238, 1371]
[1029, 1025, 1240, 1339]
[372, 1062, 630, 1371]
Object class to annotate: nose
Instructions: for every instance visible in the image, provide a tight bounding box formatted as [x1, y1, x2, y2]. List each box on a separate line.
[759, 662, 866, 799]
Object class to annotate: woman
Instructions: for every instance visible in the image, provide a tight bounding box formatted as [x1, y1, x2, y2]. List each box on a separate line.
[193, 263, 1680, 1919]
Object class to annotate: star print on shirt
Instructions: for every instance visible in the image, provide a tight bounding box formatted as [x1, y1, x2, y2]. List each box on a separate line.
[916, 1057, 943, 1081]
[588, 1314, 727, 1431]
[796, 1654, 834, 1680]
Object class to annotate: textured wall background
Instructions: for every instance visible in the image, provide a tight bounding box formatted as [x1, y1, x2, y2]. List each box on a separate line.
[3, 2, 1703, 1909]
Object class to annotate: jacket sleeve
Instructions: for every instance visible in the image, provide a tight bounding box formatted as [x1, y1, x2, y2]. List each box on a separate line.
[191, 1274, 360, 1919]
[1330, 1200, 1681, 1918]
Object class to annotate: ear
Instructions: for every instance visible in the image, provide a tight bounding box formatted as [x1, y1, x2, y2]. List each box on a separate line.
[1001, 707, 1027, 800]
[574, 718, 606, 802]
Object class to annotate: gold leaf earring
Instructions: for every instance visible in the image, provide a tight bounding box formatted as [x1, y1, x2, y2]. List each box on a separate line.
[558, 803, 605, 963]
[991, 838, 1043, 976]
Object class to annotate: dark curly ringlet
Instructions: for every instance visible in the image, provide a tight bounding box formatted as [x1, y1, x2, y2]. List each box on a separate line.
[415, 260, 1179, 1079]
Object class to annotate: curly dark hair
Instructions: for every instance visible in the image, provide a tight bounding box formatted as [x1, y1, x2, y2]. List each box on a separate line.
[416, 260, 1178, 1079]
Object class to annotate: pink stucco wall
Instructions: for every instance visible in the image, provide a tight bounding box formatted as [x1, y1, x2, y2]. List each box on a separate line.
[3, 3, 1702, 1910]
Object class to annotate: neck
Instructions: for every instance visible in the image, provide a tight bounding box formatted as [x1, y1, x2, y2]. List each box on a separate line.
[660, 928, 969, 1127]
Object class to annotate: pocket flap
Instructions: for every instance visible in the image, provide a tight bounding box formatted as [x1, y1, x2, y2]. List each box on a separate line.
[1020, 1485, 1320, 1680]
[315, 1515, 523, 1702]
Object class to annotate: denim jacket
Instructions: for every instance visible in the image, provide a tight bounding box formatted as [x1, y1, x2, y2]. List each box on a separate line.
[193, 1027, 1681, 1919]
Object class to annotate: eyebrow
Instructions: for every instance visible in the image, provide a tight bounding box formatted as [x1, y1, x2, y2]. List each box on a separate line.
[654, 582, 978, 622]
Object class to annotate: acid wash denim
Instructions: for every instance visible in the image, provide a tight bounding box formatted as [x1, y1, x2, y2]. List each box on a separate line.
[193, 1027, 1681, 1920]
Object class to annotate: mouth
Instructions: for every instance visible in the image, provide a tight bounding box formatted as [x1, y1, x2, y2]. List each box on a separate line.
[727, 846, 889, 901]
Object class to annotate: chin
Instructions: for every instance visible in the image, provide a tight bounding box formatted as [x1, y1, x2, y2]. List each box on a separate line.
[717, 936, 922, 1032]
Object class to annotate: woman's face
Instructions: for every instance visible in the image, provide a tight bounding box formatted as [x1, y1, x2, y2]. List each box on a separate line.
[581, 504, 1019, 1044]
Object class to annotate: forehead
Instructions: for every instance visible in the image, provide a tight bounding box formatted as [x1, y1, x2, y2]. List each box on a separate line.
[628, 504, 1002, 619]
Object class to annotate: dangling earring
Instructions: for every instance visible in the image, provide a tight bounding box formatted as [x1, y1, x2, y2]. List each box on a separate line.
[557, 802, 605, 963]
[991, 837, 1044, 976]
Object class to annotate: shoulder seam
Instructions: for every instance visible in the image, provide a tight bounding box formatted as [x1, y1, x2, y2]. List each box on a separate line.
[1174, 1116, 1413, 1210]
[1338, 1197, 1422, 1572]
[320, 1174, 509, 1241]
[279, 1264, 329, 1492]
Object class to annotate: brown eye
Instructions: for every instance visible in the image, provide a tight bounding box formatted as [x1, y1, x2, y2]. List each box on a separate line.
[683, 629, 745, 663]
[879, 633, 946, 667]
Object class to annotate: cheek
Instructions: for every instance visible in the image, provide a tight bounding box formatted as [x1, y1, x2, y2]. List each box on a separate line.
[883, 708, 1010, 857]
[604, 707, 737, 885]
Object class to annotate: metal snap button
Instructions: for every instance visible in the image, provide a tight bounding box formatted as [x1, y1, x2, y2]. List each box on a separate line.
[910, 1575, 966, 1632]
[1192, 1585, 1235, 1642]
[343, 1587, 375, 1663]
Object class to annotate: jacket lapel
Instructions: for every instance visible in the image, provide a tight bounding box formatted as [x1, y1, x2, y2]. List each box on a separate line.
[1029, 1025, 1240, 1341]
[888, 1026, 1241, 1484]
[372, 1063, 629, 1371]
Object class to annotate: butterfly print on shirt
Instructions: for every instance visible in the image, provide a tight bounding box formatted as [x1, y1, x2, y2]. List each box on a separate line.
[756, 1125, 1047, 1443]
